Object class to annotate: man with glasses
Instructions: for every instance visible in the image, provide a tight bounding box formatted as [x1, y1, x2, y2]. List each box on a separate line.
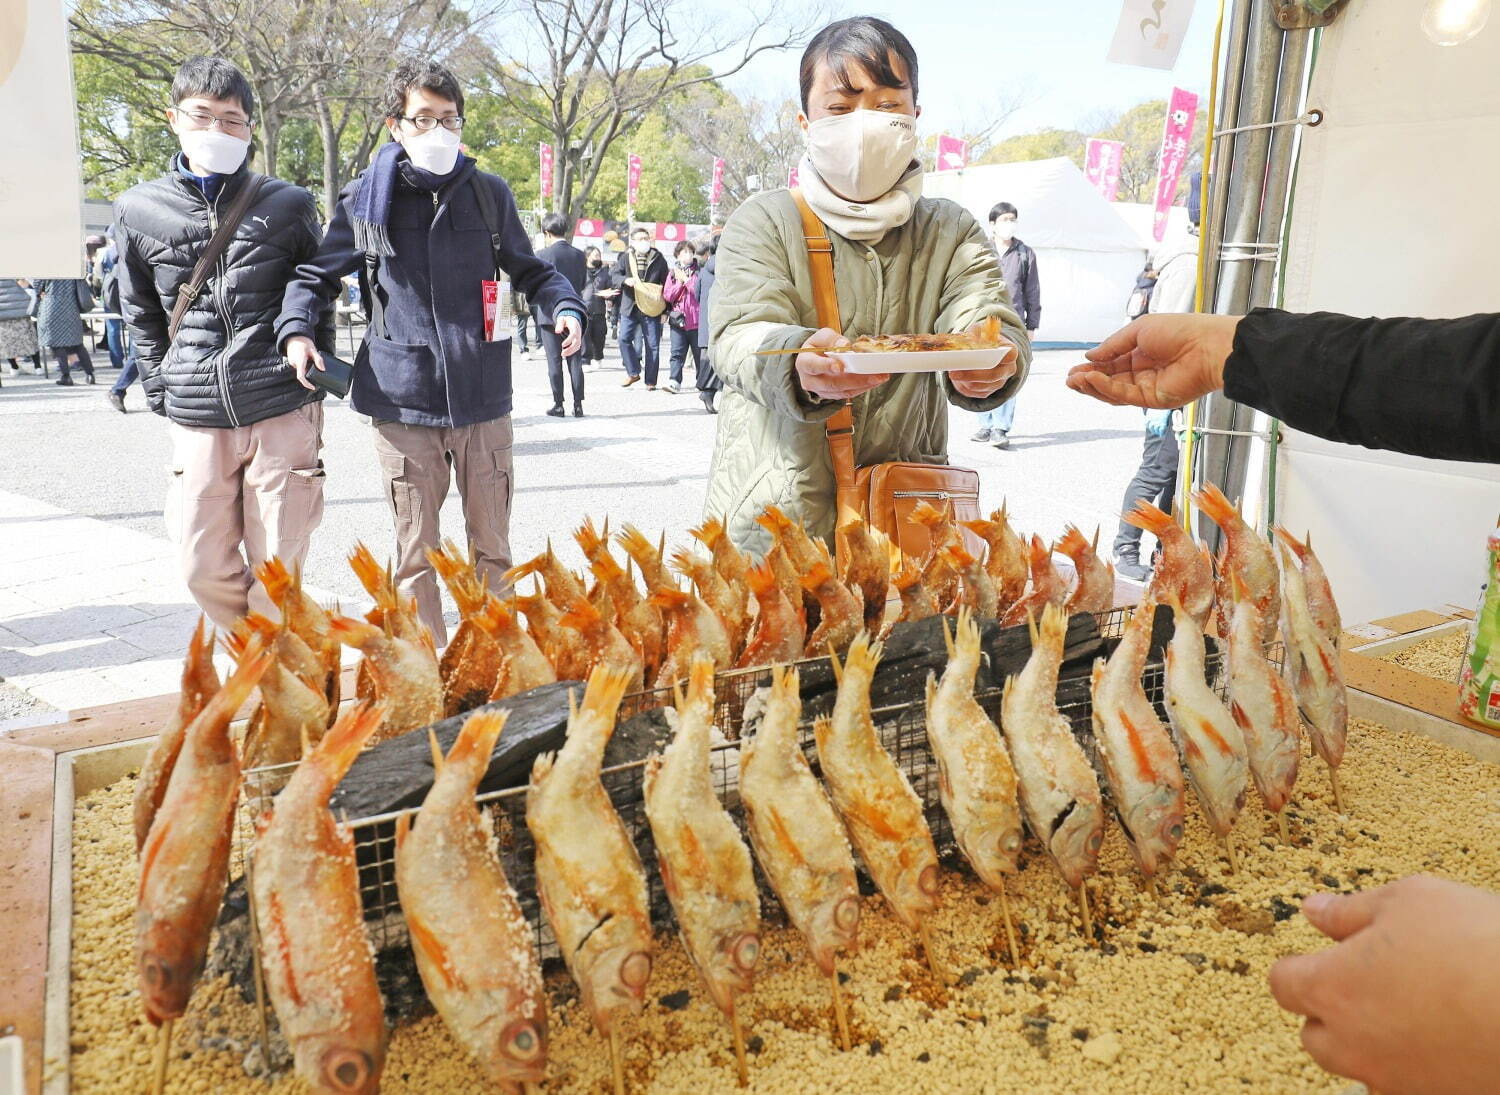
[278, 59, 584, 644]
[113, 56, 332, 628]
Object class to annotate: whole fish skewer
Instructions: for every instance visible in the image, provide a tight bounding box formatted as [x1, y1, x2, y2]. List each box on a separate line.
[133, 616, 218, 853]
[690, 516, 752, 601]
[471, 595, 558, 701]
[516, 590, 591, 681]
[617, 525, 675, 595]
[256, 557, 340, 710]
[1273, 527, 1341, 650]
[764, 540, 809, 631]
[429, 540, 505, 716]
[801, 550, 863, 656]
[925, 610, 1024, 962]
[252, 702, 389, 1095]
[962, 503, 1028, 614]
[1279, 541, 1350, 812]
[909, 502, 962, 613]
[836, 516, 891, 634]
[1123, 500, 1215, 629]
[944, 543, 999, 622]
[887, 546, 939, 634]
[348, 541, 429, 645]
[1000, 535, 1070, 629]
[328, 614, 443, 741]
[1000, 603, 1105, 934]
[740, 666, 860, 1047]
[1058, 525, 1115, 615]
[1163, 599, 1250, 868]
[736, 561, 805, 669]
[649, 588, 733, 688]
[507, 540, 588, 609]
[1194, 483, 1281, 644]
[644, 657, 761, 1085]
[559, 594, 646, 693]
[226, 616, 330, 769]
[672, 547, 747, 657]
[585, 548, 663, 684]
[396, 710, 547, 1090]
[757, 506, 823, 632]
[815, 635, 944, 980]
[1088, 600, 1186, 880]
[1225, 576, 1302, 829]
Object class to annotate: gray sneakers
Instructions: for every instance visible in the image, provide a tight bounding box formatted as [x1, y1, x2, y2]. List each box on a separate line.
[970, 427, 992, 442]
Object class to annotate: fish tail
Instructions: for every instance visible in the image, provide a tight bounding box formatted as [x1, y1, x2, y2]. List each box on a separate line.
[313, 701, 388, 783]
[1122, 499, 1173, 535]
[1055, 524, 1090, 561]
[1191, 481, 1238, 527]
[617, 524, 659, 567]
[589, 550, 626, 588]
[558, 596, 602, 633]
[960, 518, 998, 542]
[579, 665, 633, 742]
[799, 559, 834, 593]
[1272, 524, 1309, 563]
[943, 542, 977, 571]
[217, 634, 275, 714]
[955, 606, 982, 660]
[755, 504, 793, 537]
[327, 614, 382, 649]
[1038, 602, 1068, 652]
[841, 632, 882, 679]
[690, 516, 726, 550]
[891, 558, 923, 591]
[183, 615, 219, 693]
[254, 556, 296, 607]
[574, 516, 609, 561]
[746, 560, 777, 596]
[347, 542, 392, 601]
[647, 589, 692, 612]
[687, 653, 716, 708]
[502, 555, 542, 586]
[471, 594, 516, 638]
[669, 548, 707, 581]
[907, 500, 946, 529]
[1028, 534, 1053, 573]
[445, 708, 508, 780]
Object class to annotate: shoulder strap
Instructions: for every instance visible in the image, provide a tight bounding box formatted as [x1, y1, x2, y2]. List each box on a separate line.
[469, 174, 504, 278]
[790, 188, 859, 526]
[169, 173, 266, 342]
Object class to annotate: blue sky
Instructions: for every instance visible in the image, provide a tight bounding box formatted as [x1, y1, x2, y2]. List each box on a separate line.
[724, 0, 1219, 139]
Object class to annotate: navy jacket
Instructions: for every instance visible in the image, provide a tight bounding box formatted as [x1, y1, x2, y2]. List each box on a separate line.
[277, 157, 583, 428]
[994, 237, 1041, 332]
[533, 240, 587, 324]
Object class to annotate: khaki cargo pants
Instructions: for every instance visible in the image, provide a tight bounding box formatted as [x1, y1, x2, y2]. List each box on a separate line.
[166, 403, 326, 629]
[372, 416, 514, 646]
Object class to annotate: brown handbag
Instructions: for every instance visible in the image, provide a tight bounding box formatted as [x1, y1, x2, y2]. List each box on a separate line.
[789, 190, 983, 562]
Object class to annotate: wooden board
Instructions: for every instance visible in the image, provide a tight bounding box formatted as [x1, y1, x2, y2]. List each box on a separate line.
[1342, 649, 1499, 740]
[1368, 609, 1459, 635]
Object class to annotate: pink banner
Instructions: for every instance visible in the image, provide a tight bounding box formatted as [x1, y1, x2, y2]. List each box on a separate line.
[787, 163, 800, 189]
[573, 218, 604, 238]
[1152, 88, 1198, 241]
[935, 134, 969, 172]
[1084, 138, 1124, 202]
[539, 142, 554, 200]
[654, 222, 688, 243]
[627, 154, 642, 209]
[710, 157, 725, 207]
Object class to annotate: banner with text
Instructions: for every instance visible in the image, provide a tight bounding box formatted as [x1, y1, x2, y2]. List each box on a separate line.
[1084, 138, 1125, 201]
[627, 154, 642, 210]
[936, 134, 969, 172]
[710, 157, 725, 208]
[1106, 0, 1196, 70]
[787, 163, 800, 189]
[539, 143, 554, 200]
[1152, 87, 1199, 241]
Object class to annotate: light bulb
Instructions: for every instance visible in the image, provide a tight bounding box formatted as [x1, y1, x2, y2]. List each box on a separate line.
[1422, 0, 1491, 45]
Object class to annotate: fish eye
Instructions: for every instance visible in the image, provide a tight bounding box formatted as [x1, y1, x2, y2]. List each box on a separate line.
[620, 951, 652, 988]
[320, 1049, 373, 1092]
[834, 896, 861, 931]
[1167, 821, 1184, 842]
[141, 956, 172, 988]
[1001, 830, 1022, 852]
[502, 1020, 545, 1062]
[732, 933, 761, 971]
[1087, 831, 1104, 853]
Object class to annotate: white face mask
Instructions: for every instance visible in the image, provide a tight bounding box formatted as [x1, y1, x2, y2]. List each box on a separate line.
[178, 128, 249, 175]
[631, 240, 652, 255]
[401, 126, 462, 175]
[804, 109, 918, 203]
[993, 220, 1017, 242]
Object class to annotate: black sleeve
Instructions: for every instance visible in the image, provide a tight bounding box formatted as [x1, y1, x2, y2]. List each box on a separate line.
[491, 182, 584, 322]
[1022, 248, 1041, 330]
[276, 182, 363, 350]
[113, 210, 171, 415]
[1224, 307, 1500, 464]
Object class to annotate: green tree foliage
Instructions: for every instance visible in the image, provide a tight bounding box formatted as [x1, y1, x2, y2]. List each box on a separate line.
[977, 128, 1088, 169]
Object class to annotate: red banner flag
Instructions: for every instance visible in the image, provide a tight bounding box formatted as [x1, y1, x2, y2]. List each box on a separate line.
[627, 153, 642, 210]
[935, 134, 969, 172]
[710, 157, 725, 207]
[654, 222, 688, 243]
[573, 218, 605, 238]
[1152, 88, 1198, 241]
[1084, 138, 1125, 202]
[787, 163, 800, 189]
[539, 142, 554, 200]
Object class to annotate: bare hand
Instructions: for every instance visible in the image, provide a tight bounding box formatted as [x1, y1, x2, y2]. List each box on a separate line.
[1064, 313, 1241, 408]
[624, 277, 638, 288]
[284, 335, 323, 391]
[794, 327, 889, 401]
[1268, 875, 1500, 1095]
[949, 319, 1020, 398]
[556, 314, 583, 357]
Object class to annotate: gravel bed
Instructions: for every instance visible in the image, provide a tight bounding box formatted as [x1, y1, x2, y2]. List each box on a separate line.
[1373, 629, 1471, 684]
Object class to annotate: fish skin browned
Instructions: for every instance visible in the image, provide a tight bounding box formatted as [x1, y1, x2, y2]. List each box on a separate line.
[962, 504, 1028, 613]
[643, 658, 761, 1015]
[133, 616, 219, 853]
[252, 701, 389, 1095]
[1278, 543, 1349, 770]
[256, 556, 341, 711]
[649, 588, 732, 689]
[471, 595, 558, 701]
[801, 550, 863, 657]
[348, 542, 430, 647]
[1163, 600, 1250, 838]
[736, 562, 805, 669]
[815, 634, 939, 931]
[909, 502, 962, 613]
[516, 590, 592, 682]
[1224, 590, 1302, 815]
[1273, 527, 1341, 650]
[229, 614, 331, 770]
[924, 610, 1024, 889]
[888, 549, 938, 635]
[328, 615, 443, 742]
[395, 710, 547, 1089]
[1123, 501, 1215, 629]
[617, 525, 675, 595]
[582, 542, 664, 684]
[559, 594, 645, 693]
[527, 667, 653, 1036]
[136, 637, 272, 1026]
[836, 517, 891, 634]
[506, 541, 588, 610]
[1194, 484, 1281, 645]
[944, 543, 1000, 622]
[1057, 525, 1115, 615]
[429, 541, 505, 717]
[672, 547, 747, 657]
[1089, 601, 1186, 878]
[1000, 603, 1104, 890]
[691, 516, 752, 594]
[740, 667, 860, 976]
[1000, 535, 1071, 628]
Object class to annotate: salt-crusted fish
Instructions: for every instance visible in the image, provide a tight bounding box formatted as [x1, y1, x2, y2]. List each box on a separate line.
[516, 590, 590, 682]
[1273, 526, 1341, 650]
[672, 547, 747, 657]
[133, 616, 219, 853]
[471, 595, 557, 701]
[1279, 542, 1349, 773]
[962, 503, 1028, 614]
[1057, 525, 1115, 615]
[429, 540, 504, 716]
[736, 561, 805, 669]
[836, 516, 891, 634]
[944, 543, 1000, 622]
[228, 614, 330, 770]
[1122, 500, 1214, 629]
[1194, 483, 1280, 644]
[559, 593, 645, 693]
[506, 540, 588, 610]
[909, 501, 962, 613]
[328, 614, 442, 742]
[1224, 580, 1301, 816]
[257, 556, 340, 710]
[1000, 535, 1070, 629]
[801, 550, 863, 656]
[649, 588, 732, 688]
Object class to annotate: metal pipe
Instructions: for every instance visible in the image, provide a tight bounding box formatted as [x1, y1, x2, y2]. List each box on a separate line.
[1201, 0, 1254, 313]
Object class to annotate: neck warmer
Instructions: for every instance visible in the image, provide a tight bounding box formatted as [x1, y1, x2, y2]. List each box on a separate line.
[351, 142, 473, 257]
[795, 156, 924, 244]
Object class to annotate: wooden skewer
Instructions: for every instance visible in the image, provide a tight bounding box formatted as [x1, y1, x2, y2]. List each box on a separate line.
[1223, 833, 1240, 875]
[729, 1004, 749, 1087]
[151, 1018, 173, 1095]
[1329, 766, 1347, 814]
[997, 879, 1020, 966]
[756, 345, 824, 356]
[916, 920, 947, 984]
[1077, 883, 1093, 943]
[1276, 809, 1290, 845]
[1144, 875, 1159, 901]
[523, 1083, 540, 1095]
[830, 960, 852, 1052]
[609, 1027, 625, 1095]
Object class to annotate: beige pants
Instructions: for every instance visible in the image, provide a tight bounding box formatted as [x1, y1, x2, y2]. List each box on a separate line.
[372, 416, 514, 646]
[166, 403, 326, 629]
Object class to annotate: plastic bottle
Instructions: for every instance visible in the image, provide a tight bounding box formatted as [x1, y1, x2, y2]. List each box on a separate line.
[1458, 522, 1500, 730]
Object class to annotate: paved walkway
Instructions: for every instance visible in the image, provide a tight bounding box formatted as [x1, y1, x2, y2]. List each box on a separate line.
[0, 346, 1146, 722]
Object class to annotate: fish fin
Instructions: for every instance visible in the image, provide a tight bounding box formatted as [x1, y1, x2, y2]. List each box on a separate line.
[755, 504, 793, 536]
[314, 701, 387, 780]
[395, 810, 411, 849]
[907, 500, 946, 529]
[841, 632, 881, 678]
[347, 542, 393, 601]
[1228, 571, 1252, 604]
[1055, 524, 1089, 561]
[746, 561, 776, 595]
[942, 542, 976, 570]
[559, 597, 602, 633]
[580, 666, 633, 739]
[447, 709, 508, 772]
[1026, 609, 1039, 647]
[647, 589, 692, 611]
[799, 560, 834, 593]
[941, 614, 956, 659]
[427, 727, 444, 774]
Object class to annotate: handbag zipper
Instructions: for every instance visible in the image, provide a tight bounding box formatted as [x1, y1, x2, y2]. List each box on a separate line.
[892, 489, 976, 501]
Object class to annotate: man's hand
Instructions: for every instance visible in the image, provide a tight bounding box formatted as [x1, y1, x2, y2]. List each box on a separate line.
[1268, 875, 1500, 1095]
[624, 277, 638, 288]
[284, 335, 323, 391]
[794, 327, 889, 402]
[1065, 313, 1242, 408]
[949, 319, 1019, 399]
[599, 288, 620, 299]
[556, 314, 583, 357]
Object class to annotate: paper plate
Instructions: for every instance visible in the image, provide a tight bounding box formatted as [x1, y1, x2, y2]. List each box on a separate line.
[829, 347, 1009, 374]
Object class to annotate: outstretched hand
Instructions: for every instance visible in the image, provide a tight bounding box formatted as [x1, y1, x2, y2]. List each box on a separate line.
[1065, 313, 1241, 408]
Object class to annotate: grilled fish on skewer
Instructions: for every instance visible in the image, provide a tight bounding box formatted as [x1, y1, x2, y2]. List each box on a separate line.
[1058, 525, 1114, 615]
[945, 543, 999, 622]
[888, 548, 938, 633]
[1273, 526, 1341, 649]
[765, 540, 808, 630]
[429, 540, 504, 716]
[517, 591, 591, 681]
[618, 525, 675, 594]
[1123, 500, 1214, 629]
[471, 595, 557, 701]
[527, 667, 654, 1037]
[650, 588, 733, 688]
[1000, 535, 1070, 629]
[740, 667, 860, 974]
[137, 638, 272, 1026]
[227, 616, 330, 770]
[736, 561, 805, 669]
[507, 540, 588, 610]
[328, 615, 442, 741]
[560, 594, 646, 693]
[133, 617, 218, 853]
[585, 548, 664, 684]
[1194, 483, 1280, 644]
[802, 552, 863, 656]
[1000, 604, 1105, 890]
[1163, 599, 1250, 842]
[962, 504, 1028, 613]
[836, 516, 891, 634]
[673, 547, 747, 656]
[815, 635, 940, 931]
[256, 557, 340, 709]
[909, 502, 962, 612]
[1224, 578, 1301, 817]
[253, 702, 388, 1095]
[396, 711, 547, 1089]
[757, 506, 823, 631]
[1089, 601, 1186, 878]
[348, 542, 428, 645]
[1279, 542, 1349, 781]
[691, 516, 752, 598]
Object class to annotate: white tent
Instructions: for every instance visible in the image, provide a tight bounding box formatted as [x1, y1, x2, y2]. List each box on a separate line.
[1112, 201, 1192, 257]
[923, 157, 1145, 344]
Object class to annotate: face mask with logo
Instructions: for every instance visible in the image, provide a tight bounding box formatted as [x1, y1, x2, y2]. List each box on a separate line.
[401, 126, 462, 175]
[804, 109, 918, 203]
[178, 128, 250, 175]
[994, 220, 1017, 242]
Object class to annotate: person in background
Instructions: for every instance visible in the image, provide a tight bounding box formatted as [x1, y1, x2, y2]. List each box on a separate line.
[605, 232, 626, 341]
[661, 239, 703, 394]
[513, 288, 532, 355]
[0, 278, 41, 379]
[96, 228, 129, 373]
[581, 245, 615, 369]
[533, 212, 588, 417]
[103, 250, 141, 411]
[613, 225, 668, 388]
[693, 236, 722, 414]
[970, 201, 1039, 450]
[278, 58, 584, 645]
[33, 278, 96, 386]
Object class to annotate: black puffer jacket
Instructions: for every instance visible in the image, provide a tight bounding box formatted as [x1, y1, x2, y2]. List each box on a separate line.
[114, 159, 333, 426]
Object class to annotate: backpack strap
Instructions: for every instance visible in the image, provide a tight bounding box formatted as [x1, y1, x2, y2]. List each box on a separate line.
[469, 174, 505, 279]
[169, 172, 266, 342]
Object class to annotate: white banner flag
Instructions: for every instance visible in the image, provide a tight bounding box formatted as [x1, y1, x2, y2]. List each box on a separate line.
[1106, 0, 1197, 71]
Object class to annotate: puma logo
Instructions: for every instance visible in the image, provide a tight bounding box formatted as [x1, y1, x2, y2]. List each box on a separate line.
[252, 215, 270, 228]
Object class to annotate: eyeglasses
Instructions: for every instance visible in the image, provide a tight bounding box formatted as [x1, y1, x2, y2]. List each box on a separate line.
[400, 115, 465, 133]
[176, 108, 253, 137]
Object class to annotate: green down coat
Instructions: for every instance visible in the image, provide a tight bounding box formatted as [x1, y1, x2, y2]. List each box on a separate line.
[705, 189, 1031, 553]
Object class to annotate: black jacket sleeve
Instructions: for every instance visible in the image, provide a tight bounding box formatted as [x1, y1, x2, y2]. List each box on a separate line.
[276, 182, 363, 351]
[1021, 245, 1041, 331]
[1224, 308, 1500, 464]
[113, 209, 170, 415]
[491, 183, 584, 326]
